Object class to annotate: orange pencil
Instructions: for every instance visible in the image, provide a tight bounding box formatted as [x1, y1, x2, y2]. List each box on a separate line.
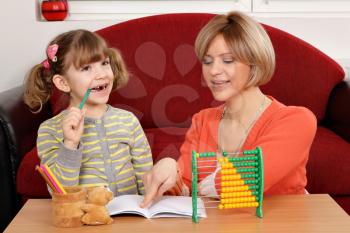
[35, 165, 56, 192]
[42, 164, 67, 194]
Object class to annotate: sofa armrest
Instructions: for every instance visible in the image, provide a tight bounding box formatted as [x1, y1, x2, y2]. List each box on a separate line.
[0, 126, 17, 231]
[0, 85, 52, 231]
[325, 81, 350, 142]
[0, 85, 52, 169]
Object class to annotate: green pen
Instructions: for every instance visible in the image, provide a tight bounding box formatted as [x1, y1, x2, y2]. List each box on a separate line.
[79, 88, 91, 110]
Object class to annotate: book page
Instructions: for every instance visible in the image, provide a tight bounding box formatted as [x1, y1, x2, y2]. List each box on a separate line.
[148, 196, 207, 218]
[107, 195, 151, 218]
[107, 195, 207, 219]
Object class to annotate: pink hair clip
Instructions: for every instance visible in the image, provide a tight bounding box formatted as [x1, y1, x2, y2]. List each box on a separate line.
[42, 44, 59, 70]
[47, 44, 58, 62]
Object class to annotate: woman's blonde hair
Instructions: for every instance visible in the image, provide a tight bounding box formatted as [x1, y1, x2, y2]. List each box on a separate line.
[24, 29, 129, 112]
[195, 11, 275, 87]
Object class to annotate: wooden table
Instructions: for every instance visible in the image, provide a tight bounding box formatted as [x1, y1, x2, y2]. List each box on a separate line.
[5, 194, 350, 233]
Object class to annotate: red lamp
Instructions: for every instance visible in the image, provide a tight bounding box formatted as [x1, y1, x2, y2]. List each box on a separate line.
[41, 0, 69, 21]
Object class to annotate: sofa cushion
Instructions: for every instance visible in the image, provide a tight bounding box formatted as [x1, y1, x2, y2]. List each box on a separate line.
[50, 14, 344, 128]
[50, 13, 216, 129]
[145, 127, 187, 162]
[261, 25, 344, 122]
[16, 127, 187, 198]
[16, 147, 50, 198]
[307, 127, 350, 194]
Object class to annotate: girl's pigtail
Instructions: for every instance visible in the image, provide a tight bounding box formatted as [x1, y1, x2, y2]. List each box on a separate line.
[109, 48, 129, 90]
[23, 63, 53, 113]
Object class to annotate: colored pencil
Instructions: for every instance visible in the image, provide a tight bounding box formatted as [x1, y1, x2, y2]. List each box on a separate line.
[41, 164, 67, 194]
[35, 165, 56, 192]
[79, 88, 91, 110]
[42, 164, 67, 194]
[40, 165, 62, 194]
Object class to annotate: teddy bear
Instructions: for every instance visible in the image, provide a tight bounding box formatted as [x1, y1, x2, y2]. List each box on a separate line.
[81, 186, 114, 225]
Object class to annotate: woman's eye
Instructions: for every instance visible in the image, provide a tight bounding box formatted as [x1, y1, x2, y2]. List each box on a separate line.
[202, 58, 212, 65]
[222, 56, 234, 64]
[223, 59, 234, 64]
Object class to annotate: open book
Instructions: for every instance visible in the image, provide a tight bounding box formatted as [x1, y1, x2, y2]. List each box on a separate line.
[106, 195, 207, 219]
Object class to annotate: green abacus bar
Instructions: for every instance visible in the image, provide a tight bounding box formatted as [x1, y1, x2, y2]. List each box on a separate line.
[228, 155, 258, 163]
[244, 179, 259, 185]
[231, 161, 259, 167]
[221, 179, 259, 187]
[220, 196, 260, 204]
[221, 185, 259, 193]
[219, 201, 259, 209]
[243, 149, 259, 155]
[221, 167, 258, 175]
[221, 173, 258, 181]
[198, 152, 216, 158]
[191, 150, 199, 223]
[220, 191, 259, 198]
[236, 167, 258, 173]
[239, 174, 259, 179]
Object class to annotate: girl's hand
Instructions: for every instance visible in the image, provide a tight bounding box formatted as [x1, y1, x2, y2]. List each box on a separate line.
[62, 107, 85, 150]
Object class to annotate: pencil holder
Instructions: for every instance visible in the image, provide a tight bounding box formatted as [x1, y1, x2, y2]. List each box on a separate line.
[51, 186, 87, 227]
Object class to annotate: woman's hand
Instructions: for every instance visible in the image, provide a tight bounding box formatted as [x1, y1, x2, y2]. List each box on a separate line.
[198, 167, 221, 197]
[62, 107, 85, 150]
[140, 157, 178, 207]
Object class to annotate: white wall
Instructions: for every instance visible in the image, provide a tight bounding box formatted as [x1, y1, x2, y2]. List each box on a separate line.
[0, 1, 349, 92]
[0, 2, 114, 93]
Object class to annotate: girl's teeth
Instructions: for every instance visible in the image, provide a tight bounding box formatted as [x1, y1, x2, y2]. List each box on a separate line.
[91, 84, 107, 91]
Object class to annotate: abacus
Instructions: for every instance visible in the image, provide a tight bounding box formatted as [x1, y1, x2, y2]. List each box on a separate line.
[191, 147, 264, 223]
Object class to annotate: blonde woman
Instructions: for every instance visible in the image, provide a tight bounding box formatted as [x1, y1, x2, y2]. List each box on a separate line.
[141, 11, 316, 207]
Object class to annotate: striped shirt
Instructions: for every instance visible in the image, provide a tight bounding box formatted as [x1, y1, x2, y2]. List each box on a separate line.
[37, 105, 153, 196]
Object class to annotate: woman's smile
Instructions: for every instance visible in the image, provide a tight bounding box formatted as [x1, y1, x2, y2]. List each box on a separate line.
[210, 79, 231, 91]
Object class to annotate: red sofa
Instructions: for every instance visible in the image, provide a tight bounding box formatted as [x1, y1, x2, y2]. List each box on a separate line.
[0, 13, 349, 231]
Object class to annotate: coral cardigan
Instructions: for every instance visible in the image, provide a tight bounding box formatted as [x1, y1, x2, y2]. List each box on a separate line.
[177, 97, 317, 195]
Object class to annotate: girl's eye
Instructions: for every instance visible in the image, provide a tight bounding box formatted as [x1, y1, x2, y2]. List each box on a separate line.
[81, 65, 91, 72]
[102, 59, 110, 66]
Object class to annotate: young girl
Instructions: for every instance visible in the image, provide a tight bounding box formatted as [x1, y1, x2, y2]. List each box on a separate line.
[24, 29, 153, 196]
